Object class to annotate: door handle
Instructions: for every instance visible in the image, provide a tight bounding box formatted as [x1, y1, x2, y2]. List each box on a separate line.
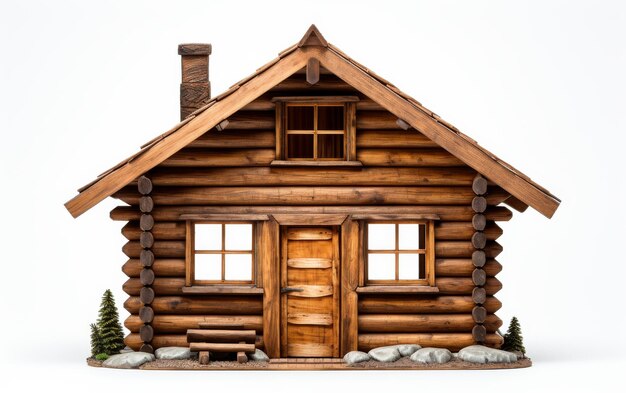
[281, 287, 304, 294]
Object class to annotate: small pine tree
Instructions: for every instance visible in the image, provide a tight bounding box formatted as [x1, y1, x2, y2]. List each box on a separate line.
[502, 316, 526, 355]
[97, 289, 125, 355]
[90, 323, 104, 357]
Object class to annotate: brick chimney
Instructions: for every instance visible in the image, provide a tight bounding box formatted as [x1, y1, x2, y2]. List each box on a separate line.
[178, 43, 212, 120]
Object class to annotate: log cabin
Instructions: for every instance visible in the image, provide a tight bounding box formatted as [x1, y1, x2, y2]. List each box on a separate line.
[65, 25, 560, 359]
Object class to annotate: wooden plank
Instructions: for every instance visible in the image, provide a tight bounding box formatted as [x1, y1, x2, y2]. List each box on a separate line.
[350, 214, 440, 221]
[287, 258, 332, 269]
[269, 160, 363, 167]
[274, 214, 347, 226]
[275, 102, 283, 159]
[198, 322, 245, 329]
[357, 148, 464, 166]
[189, 342, 256, 353]
[178, 214, 269, 221]
[359, 314, 502, 333]
[180, 286, 264, 295]
[286, 285, 333, 298]
[65, 47, 309, 218]
[272, 95, 359, 103]
[355, 286, 439, 294]
[124, 315, 263, 333]
[346, 102, 357, 161]
[287, 313, 332, 326]
[186, 329, 257, 343]
[340, 219, 359, 355]
[122, 259, 186, 277]
[356, 129, 438, 148]
[187, 130, 275, 148]
[124, 296, 263, 315]
[286, 343, 334, 357]
[358, 295, 502, 314]
[286, 227, 333, 240]
[260, 219, 280, 358]
[125, 333, 262, 350]
[318, 47, 560, 218]
[162, 148, 275, 167]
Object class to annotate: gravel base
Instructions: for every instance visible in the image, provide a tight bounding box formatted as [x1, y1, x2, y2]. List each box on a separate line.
[345, 356, 531, 370]
[142, 359, 270, 369]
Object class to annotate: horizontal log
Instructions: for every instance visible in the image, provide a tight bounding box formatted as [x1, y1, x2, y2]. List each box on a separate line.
[123, 259, 186, 277]
[357, 149, 464, 167]
[358, 314, 502, 333]
[436, 241, 503, 258]
[435, 259, 502, 277]
[122, 222, 186, 240]
[189, 342, 256, 353]
[357, 333, 503, 352]
[356, 130, 438, 148]
[116, 186, 509, 206]
[122, 241, 185, 258]
[187, 329, 256, 343]
[358, 295, 502, 314]
[222, 111, 275, 130]
[272, 74, 354, 91]
[124, 278, 185, 295]
[110, 205, 513, 222]
[149, 167, 477, 187]
[187, 130, 275, 148]
[162, 149, 275, 167]
[435, 222, 502, 240]
[125, 334, 263, 351]
[125, 315, 263, 333]
[436, 277, 501, 295]
[357, 111, 407, 130]
[124, 296, 263, 315]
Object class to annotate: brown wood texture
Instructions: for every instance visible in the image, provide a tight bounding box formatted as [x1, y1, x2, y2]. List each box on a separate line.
[356, 130, 438, 148]
[189, 342, 256, 353]
[282, 226, 340, 357]
[187, 130, 275, 148]
[125, 315, 263, 333]
[472, 287, 487, 304]
[306, 58, 320, 85]
[186, 329, 257, 344]
[123, 259, 186, 277]
[357, 149, 464, 166]
[435, 259, 502, 277]
[162, 149, 275, 167]
[123, 222, 185, 240]
[124, 296, 263, 315]
[341, 219, 359, 355]
[435, 222, 502, 240]
[472, 175, 488, 195]
[260, 219, 280, 358]
[139, 306, 154, 323]
[137, 176, 153, 195]
[199, 351, 209, 365]
[358, 295, 502, 314]
[358, 314, 502, 333]
[124, 333, 261, 351]
[472, 324, 487, 342]
[357, 333, 503, 352]
[111, 205, 513, 222]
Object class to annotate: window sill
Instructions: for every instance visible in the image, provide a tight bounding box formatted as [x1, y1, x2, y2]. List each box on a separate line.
[270, 160, 363, 167]
[355, 286, 439, 294]
[182, 286, 264, 295]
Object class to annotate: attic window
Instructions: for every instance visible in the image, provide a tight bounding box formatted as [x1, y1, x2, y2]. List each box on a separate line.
[271, 96, 359, 165]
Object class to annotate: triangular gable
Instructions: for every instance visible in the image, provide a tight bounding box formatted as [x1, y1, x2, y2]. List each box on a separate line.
[65, 25, 560, 218]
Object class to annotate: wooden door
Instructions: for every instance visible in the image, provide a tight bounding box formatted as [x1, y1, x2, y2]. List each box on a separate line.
[280, 226, 340, 357]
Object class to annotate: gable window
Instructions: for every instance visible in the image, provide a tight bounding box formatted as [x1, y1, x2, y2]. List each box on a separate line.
[365, 221, 435, 286]
[271, 96, 359, 165]
[188, 222, 255, 285]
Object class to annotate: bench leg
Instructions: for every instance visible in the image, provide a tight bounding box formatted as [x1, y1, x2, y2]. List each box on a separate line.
[237, 341, 248, 363]
[199, 351, 210, 365]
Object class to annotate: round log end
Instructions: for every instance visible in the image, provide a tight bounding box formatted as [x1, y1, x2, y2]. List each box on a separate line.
[472, 176, 488, 195]
[139, 196, 154, 213]
[139, 343, 154, 354]
[472, 268, 487, 286]
[472, 324, 487, 343]
[139, 324, 154, 342]
[472, 287, 487, 304]
[140, 268, 155, 286]
[471, 232, 487, 249]
[139, 306, 154, 323]
[471, 196, 487, 213]
[472, 250, 486, 267]
[140, 250, 155, 267]
[137, 176, 153, 195]
[472, 306, 487, 323]
[140, 287, 155, 305]
[140, 232, 155, 249]
[139, 214, 155, 231]
[472, 214, 487, 231]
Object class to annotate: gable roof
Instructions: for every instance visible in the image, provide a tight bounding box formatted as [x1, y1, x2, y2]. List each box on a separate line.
[65, 25, 560, 219]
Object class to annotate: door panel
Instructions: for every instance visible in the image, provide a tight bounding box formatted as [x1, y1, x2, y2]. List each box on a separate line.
[281, 226, 340, 357]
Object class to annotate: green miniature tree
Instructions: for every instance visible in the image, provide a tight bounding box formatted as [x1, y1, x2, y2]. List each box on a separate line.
[96, 289, 125, 355]
[502, 316, 526, 355]
[90, 323, 104, 357]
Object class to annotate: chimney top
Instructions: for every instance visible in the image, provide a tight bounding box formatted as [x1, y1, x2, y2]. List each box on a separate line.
[178, 43, 212, 56]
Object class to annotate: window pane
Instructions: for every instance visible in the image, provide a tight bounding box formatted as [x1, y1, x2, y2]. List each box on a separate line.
[368, 224, 395, 250]
[317, 134, 344, 159]
[225, 224, 252, 251]
[225, 254, 252, 281]
[317, 106, 344, 130]
[287, 106, 314, 130]
[287, 134, 314, 158]
[399, 253, 423, 279]
[368, 253, 395, 280]
[399, 224, 423, 250]
[195, 254, 222, 280]
[195, 224, 222, 250]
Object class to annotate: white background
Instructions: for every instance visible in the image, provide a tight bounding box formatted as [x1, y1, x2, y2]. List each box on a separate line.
[1, 0, 625, 391]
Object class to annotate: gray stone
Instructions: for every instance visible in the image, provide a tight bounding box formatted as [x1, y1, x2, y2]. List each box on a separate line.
[410, 348, 452, 364]
[457, 345, 518, 364]
[249, 349, 269, 362]
[119, 346, 134, 354]
[368, 346, 402, 362]
[343, 351, 371, 364]
[155, 347, 191, 360]
[102, 352, 155, 369]
[393, 344, 421, 357]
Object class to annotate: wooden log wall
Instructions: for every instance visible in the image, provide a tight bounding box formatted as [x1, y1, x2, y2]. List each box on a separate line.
[114, 66, 509, 353]
[137, 176, 154, 354]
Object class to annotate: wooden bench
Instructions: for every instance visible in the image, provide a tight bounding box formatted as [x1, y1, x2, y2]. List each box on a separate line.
[187, 323, 257, 364]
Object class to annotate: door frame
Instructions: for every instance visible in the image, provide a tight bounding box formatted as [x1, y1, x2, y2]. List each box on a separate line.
[279, 225, 341, 358]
